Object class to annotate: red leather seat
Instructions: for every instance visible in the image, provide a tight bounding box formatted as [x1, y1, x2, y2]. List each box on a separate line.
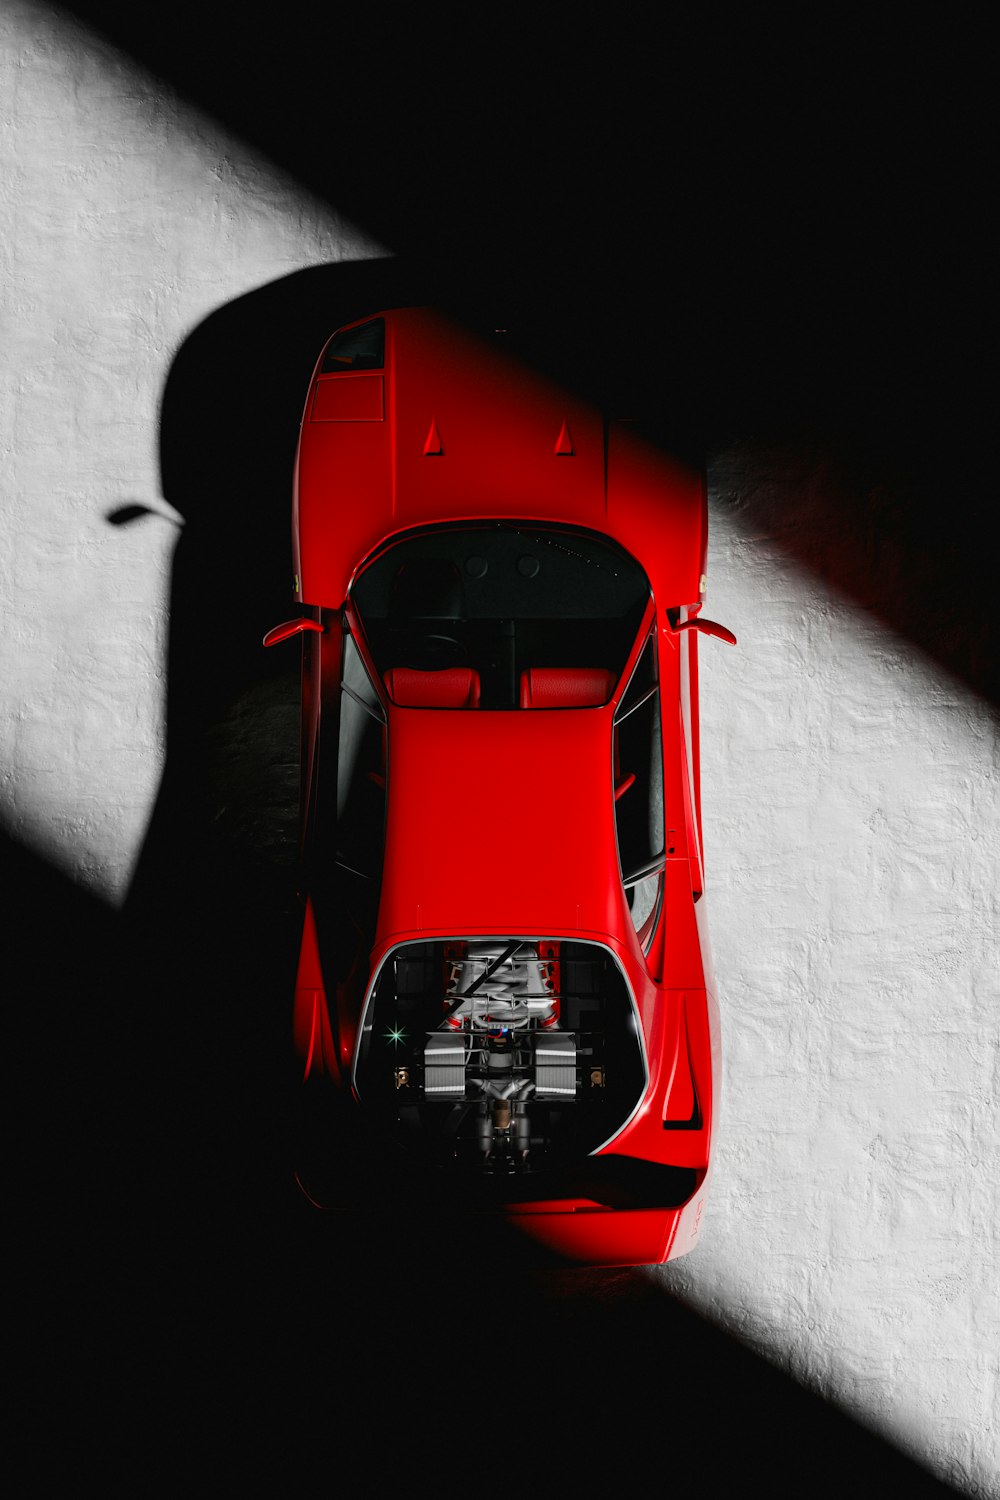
[519, 667, 614, 708]
[384, 666, 481, 708]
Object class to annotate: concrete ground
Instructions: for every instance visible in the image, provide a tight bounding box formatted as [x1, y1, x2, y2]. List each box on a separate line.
[3, 4, 995, 1491]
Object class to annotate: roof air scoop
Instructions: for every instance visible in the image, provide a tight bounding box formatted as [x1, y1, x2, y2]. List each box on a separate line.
[554, 418, 574, 456]
[423, 417, 444, 456]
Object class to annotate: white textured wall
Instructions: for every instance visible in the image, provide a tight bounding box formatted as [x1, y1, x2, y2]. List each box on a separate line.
[0, 0, 380, 901]
[672, 450, 999, 1494]
[2, 4, 996, 1491]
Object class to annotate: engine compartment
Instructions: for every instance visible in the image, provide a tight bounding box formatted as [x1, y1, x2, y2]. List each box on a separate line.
[354, 938, 647, 1172]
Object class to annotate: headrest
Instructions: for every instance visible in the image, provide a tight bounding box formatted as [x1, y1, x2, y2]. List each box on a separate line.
[384, 666, 481, 708]
[519, 667, 614, 708]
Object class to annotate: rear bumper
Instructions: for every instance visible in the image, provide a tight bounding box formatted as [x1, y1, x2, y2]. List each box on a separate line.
[507, 1189, 706, 1267]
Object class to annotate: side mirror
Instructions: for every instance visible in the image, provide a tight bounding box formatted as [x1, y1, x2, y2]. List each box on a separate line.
[263, 618, 324, 648]
[673, 618, 737, 646]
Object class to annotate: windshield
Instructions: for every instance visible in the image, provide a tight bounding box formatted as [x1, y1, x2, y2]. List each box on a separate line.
[350, 523, 650, 709]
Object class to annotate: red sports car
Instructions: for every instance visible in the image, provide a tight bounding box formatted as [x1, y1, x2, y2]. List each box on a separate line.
[265, 308, 735, 1267]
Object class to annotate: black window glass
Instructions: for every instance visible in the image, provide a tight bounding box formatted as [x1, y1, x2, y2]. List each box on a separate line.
[614, 635, 665, 886]
[617, 631, 656, 717]
[308, 631, 387, 1001]
[342, 628, 382, 713]
[335, 634, 386, 880]
[350, 523, 650, 708]
[320, 318, 385, 374]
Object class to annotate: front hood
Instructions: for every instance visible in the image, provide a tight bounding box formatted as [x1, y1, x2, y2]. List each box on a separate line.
[294, 308, 705, 611]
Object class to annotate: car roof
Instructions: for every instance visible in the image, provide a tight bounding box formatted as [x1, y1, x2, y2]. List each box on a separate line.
[375, 701, 627, 946]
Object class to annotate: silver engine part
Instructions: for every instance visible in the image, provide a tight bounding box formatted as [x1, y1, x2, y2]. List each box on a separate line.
[443, 940, 560, 1031]
[425, 941, 579, 1165]
[423, 1031, 467, 1095]
[534, 1031, 578, 1098]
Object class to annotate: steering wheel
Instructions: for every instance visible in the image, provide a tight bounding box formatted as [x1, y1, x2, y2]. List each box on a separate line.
[417, 633, 466, 666]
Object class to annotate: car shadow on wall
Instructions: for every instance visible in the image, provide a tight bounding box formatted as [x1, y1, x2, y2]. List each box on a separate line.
[75, 255, 967, 1489]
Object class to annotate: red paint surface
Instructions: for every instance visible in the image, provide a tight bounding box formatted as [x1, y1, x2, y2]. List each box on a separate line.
[284, 307, 727, 1266]
[293, 309, 706, 611]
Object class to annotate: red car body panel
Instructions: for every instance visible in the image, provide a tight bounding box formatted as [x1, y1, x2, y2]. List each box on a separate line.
[279, 307, 727, 1268]
[293, 308, 706, 614]
[378, 707, 622, 942]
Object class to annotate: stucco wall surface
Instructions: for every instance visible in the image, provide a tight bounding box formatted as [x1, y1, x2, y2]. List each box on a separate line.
[0, 0, 381, 900]
[2, 5, 996, 1491]
[673, 454, 998, 1494]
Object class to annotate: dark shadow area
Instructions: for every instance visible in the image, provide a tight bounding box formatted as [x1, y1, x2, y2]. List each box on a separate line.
[153, 1222, 966, 1493]
[9, 783, 958, 1500]
[7, 827, 121, 1212]
[59, 5, 995, 699]
[24, 7, 987, 1482]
